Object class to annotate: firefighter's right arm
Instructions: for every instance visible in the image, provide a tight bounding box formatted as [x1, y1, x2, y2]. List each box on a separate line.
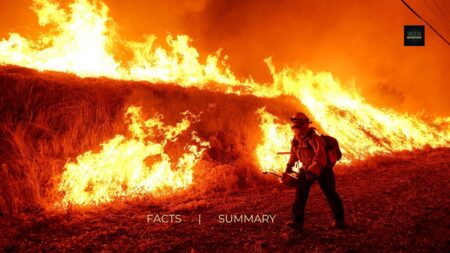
[285, 140, 298, 173]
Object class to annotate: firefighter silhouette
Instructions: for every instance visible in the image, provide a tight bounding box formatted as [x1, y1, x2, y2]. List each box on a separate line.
[284, 112, 345, 231]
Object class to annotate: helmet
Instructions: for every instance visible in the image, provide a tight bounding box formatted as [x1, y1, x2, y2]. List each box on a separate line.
[290, 112, 311, 124]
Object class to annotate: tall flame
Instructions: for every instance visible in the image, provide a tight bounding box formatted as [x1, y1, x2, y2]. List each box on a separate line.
[0, 0, 247, 88]
[255, 108, 292, 173]
[0, 0, 119, 78]
[256, 63, 450, 172]
[0, 0, 448, 204]
[58, 106, 209, 206]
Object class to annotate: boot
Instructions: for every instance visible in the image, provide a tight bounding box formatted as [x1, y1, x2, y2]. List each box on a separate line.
[331, 220, 346, 229]
[286, 221, 304, 232]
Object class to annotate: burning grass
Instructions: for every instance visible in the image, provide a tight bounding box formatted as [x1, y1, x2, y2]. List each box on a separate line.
[0, 66, 131, 214]
[1, 147, 448, 252]
[0, 65, 302, 215]
[0, 66, 448, 252]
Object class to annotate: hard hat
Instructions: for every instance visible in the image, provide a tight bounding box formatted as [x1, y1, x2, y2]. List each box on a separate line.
[290, 112, 312, 123]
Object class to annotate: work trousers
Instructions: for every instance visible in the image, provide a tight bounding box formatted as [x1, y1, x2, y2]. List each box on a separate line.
[292, 166, 344, 225]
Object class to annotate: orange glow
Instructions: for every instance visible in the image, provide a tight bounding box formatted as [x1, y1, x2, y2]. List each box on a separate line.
[0, 0, 249, 87]
[255, 108, 293, 173]
[256, 62, 449, 173]
[0, 0, 448, 205]
[58, 106, 209, 206]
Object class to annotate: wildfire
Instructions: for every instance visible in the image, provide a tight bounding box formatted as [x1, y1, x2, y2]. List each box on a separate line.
[0, 0, 448, 204]
[0, 0, 248, 88]
[255, 62, 450, 172]
[58, 106, 209, 206]
[255, 108, 292, 173]
[254, 63, 449, 173]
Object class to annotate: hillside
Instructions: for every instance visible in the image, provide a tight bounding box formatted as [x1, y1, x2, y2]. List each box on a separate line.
[0, 66, 448, 252]
[0, 65, 301, 215]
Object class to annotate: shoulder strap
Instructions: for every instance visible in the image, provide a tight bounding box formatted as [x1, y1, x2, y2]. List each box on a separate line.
[303, 128, 319, 150]
[291, 137, 299, 147]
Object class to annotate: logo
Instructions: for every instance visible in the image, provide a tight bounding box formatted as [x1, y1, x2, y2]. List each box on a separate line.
[404, 25, 425, 46]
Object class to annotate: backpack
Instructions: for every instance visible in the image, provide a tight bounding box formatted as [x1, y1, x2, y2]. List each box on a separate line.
[294, 129, 343, 165]
[321, 135, 342, 164]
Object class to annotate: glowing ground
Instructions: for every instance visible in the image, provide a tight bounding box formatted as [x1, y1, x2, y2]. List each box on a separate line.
[1, 148, 448, 252]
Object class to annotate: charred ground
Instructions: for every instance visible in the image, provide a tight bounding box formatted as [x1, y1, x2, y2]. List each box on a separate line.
[1, 148, 449, 252]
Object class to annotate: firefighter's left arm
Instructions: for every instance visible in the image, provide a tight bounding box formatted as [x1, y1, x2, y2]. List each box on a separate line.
[307, 134, 327, 176]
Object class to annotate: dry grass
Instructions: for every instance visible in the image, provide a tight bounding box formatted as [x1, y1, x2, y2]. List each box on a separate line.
[0, 66, 132, 215]
[0, 66, 448, 252]
[0, 65, 302, 216]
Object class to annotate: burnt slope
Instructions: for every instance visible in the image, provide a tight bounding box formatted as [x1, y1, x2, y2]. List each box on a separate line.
[1, 148, 448, 252]
[0, 65, 302, 215]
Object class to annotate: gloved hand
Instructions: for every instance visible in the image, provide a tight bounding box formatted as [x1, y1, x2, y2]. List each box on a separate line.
[281, 172, 299, 187]
[285, 166, 293, 174]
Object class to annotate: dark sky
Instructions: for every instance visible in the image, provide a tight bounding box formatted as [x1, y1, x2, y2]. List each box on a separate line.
[0, 0, 449, 115]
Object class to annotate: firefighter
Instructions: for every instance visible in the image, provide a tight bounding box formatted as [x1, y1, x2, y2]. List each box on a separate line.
[284, 112, 345, 232]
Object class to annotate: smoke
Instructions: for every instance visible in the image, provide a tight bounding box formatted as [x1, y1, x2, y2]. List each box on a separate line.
[0, 0, 448, 115]
[178, 0, 450, 116]
[103, 0, 449, 116]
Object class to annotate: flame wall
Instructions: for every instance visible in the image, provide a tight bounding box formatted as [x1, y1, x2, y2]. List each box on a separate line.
[0, 66, 301, 214]
[175, 0, 450, 115]
[0, 0, 448, 212]
[1, 0, 448, 112]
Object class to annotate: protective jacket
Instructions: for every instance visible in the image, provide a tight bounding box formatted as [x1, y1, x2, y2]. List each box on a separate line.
[285, 127, 328, 175]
